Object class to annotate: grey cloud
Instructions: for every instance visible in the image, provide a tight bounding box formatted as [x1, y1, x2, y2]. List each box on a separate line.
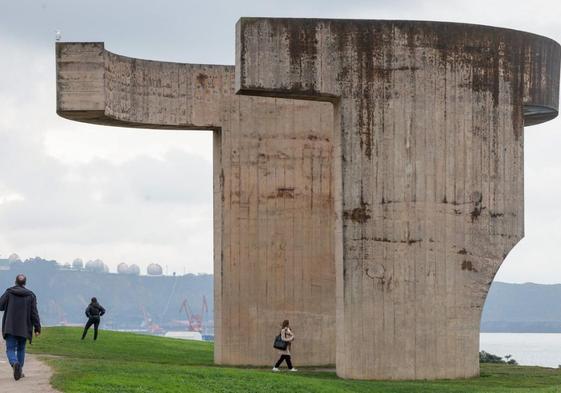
[0, 126, 212, 269]
[0, 0, 407, 64]
[121, 150, 212, 204]
[2, 0, 561, 280]
[0, 143, 212, 232]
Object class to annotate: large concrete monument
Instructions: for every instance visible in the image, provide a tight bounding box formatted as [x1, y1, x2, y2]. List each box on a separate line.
[236, 19, 560, 379]
[56, 43, 336, 366]
[57, 17, 561, 381]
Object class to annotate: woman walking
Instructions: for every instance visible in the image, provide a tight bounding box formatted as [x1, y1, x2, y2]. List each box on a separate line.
[81, 297, 106, 341]
[272, 320, 297, 372]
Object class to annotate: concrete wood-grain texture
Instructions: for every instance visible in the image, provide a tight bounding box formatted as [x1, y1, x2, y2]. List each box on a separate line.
[55, 42, 335, 366]
[236, 19, 560, 379]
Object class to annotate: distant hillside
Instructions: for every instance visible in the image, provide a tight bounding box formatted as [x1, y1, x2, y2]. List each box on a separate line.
[0, 262, 212, 332]
[481, 282, 561, 333]
[2, 260, 561, 333]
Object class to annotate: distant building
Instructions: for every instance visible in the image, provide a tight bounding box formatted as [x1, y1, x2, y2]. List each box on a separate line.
[147, 264, 163, 276]
[72, 258, 84, 270]
[117, 263, 140, 275]
[85, 259, 108, 273]
[117, 263, 129, 274]
[128, 264, 140, 276]
[8, 254, 21, 263]
[0, 259, 9, 271]
[164, 331, 202, 341]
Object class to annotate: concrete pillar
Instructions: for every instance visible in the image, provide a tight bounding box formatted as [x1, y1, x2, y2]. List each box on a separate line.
[236, 19, 560, 379]
[56, 42, 336, 366]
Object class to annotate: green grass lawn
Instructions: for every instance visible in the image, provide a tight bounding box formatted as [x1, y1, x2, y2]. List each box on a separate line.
[29, 327, 561, 393]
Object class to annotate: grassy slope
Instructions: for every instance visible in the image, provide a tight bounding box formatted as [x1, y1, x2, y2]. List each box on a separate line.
[29, 327, 561, 393]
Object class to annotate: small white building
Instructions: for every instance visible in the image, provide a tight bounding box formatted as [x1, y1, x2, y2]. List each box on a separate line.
[164, 331, 203, 341]
[0, 259, 9, 271]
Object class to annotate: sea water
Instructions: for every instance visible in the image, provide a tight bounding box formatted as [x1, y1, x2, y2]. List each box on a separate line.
[480, 333, 561, 368]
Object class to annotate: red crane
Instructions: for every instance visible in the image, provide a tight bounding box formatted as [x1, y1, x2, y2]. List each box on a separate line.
[179, 296, 208, 332]
[140, 305, 163, 334]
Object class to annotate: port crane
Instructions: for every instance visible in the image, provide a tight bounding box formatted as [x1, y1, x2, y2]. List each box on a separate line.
[140, 305, 163, 334]
[179, 296, 208, 332]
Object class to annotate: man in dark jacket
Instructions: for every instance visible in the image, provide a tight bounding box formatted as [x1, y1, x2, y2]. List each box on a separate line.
[0, 274, 41, 381]
[81, 297, 106, 341]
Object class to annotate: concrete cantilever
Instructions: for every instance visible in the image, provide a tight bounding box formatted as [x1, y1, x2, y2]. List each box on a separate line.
[56, 42, 336, 366]
[236, 18, 560, 380]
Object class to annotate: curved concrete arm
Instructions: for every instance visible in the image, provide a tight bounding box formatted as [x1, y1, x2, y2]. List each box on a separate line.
[56, 42, 232, 130]
[236, 19, 560, 126]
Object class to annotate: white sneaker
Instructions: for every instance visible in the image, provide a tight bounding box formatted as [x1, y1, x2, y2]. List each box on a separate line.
[272, 367, 279, 372]
[290, 368, 298, 372]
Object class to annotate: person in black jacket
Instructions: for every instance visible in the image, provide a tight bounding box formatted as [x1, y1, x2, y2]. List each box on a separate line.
[81, 297, 105, 341]
[0, 274, 41, 381]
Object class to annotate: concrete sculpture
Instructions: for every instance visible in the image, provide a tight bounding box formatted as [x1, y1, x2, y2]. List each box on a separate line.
[56, 42, 335, 366]
[236, 18, 560, 379]
[57, 17, 561, 380]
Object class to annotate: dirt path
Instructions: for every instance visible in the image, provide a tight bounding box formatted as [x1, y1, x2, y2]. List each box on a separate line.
[0, 338, 60, 392]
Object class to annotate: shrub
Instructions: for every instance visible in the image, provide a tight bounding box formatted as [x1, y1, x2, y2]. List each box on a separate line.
[479, 351, 517, 365]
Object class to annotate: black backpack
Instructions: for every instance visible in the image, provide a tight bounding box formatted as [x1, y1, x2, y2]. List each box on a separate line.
[273, 331, 288, 350]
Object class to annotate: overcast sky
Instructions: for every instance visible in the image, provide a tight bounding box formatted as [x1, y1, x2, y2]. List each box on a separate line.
[1, 1, 560, 281]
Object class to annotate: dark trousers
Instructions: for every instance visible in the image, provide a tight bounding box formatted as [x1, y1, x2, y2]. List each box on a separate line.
[82, 317, 100, 340]
[274, 354, 293, 369]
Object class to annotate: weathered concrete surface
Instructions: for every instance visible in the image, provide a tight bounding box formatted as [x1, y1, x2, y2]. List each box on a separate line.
[0, 339, 60, 392]
[56, 43, 335, 366]
[236, 19, 560, 379]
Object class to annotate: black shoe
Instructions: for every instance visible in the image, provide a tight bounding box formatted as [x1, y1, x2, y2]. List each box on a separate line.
[13, 362, 22, 381]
